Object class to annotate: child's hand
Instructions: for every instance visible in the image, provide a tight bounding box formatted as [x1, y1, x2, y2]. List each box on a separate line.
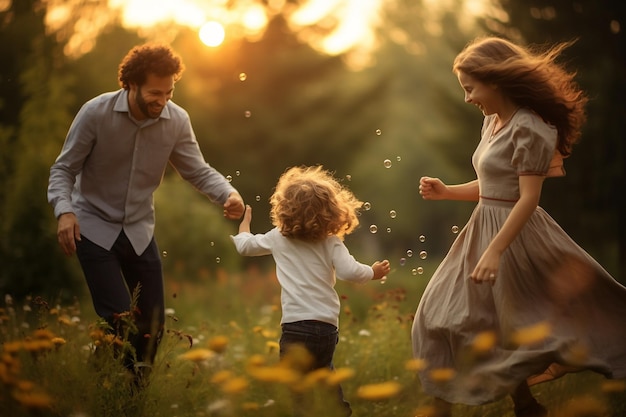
[371, 260, 391, 280]
[238, 205, 252, 233]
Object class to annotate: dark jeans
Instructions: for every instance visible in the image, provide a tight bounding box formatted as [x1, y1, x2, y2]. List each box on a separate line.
[280, 320, 352, 416]
[76, 231, 164, 370]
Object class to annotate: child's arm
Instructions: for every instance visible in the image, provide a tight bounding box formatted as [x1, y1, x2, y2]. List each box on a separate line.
[371, 260, 391, 280]
[238, 204, 252, 234]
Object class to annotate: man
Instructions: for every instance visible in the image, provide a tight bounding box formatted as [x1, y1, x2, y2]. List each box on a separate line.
[48, 44, 245, 378]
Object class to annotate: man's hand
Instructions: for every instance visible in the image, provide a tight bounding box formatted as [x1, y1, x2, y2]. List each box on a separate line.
[223, 192, 245, 220]
[57, 213, 81, 256]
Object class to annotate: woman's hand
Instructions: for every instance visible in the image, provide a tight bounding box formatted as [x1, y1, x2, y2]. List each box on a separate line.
[419, 177, 448, 200]
[470, 247, 502, 285]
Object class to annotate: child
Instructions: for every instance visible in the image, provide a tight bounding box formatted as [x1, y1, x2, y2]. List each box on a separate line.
[231, 165, 390, 416]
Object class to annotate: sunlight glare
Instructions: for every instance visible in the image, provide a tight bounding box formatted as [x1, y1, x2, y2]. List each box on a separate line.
[200, 21, 225, 47]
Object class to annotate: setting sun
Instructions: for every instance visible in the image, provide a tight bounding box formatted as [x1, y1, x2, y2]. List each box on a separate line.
[199, 21, 225, 47]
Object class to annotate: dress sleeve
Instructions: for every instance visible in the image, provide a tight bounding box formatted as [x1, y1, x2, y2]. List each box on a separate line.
[510, 113, 564, 177]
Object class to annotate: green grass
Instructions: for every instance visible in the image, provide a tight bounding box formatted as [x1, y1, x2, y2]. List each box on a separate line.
[1, 268, 624, 417]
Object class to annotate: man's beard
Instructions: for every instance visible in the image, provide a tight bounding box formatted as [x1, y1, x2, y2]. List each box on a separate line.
[136, 86, 163, 119]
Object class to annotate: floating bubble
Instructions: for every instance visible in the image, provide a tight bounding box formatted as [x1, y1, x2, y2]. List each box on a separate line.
[396, 156, 401, 162]
[417, 266, 424, 275]
[386, 227, 392, 233]
[389, 210, 397, 219]
[255, 195, 261, 202]
[369, 225, 378, 234]
[210, 241, 215, 247]
[239, 73, 247, 81]
[419, 235, 426, 243]
[411, 268, 418, 276]
[451, 225, 459, 234]
[216, 257, 221, 264]
[244, 110, 251, 118]
[162, 251, 168, 258]
[235, 170, 241, 176]
[406, 250, 413, 258]
[226, 175, 233, 182]
[375, 129, 382, 136]
[419, 250, 428, 260]
[363, 202, 371, 211]
[383, 159, 392, 168]
[380, 277, 387, 285]
[399, 257, 406, 266]
[345, 174, 352, 181]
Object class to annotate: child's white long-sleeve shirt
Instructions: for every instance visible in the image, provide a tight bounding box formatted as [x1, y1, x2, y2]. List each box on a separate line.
[231, 228, 373, 327]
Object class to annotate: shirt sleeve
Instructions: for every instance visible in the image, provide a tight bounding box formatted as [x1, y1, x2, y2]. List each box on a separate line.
[168, 106, 237, 205]
[47, 101, 97, 218]
[510, 113, 560, 177]
[230, 231, 273, 256]
[330, 237, 374, 283]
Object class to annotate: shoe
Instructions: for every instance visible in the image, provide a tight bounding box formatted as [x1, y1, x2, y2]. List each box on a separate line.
[514, 401, 547, 417]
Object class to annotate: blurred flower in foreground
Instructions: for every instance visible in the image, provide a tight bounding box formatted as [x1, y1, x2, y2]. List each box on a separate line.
[511, 322, 551, 346]
[12, 390, 53, 409]
[472, 331, 497, 354]
[178, 348, 215, 363]
[601, 379, 626, 393]
[413, 405, 437, 417]
[356, 381, 402, 400]
[405, 358, 427, 372]
[428, 368, 456, 382]
[326, 367, 355, 386]
[557, 395, 607, 416]
[266, 341, 280, 354]
[208, 335, 229, 353]
[221, 376, 249, 394]
[247, 365, 300, 384]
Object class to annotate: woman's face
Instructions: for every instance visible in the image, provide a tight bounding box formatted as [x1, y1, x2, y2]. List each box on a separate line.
[457, 71, 500, 116]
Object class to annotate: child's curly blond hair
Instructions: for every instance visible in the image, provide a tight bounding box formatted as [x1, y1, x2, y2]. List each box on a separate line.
[270, 166, 363, 242]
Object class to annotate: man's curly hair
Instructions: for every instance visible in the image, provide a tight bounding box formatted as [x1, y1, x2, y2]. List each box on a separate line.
[118, 43, 185, 90]
[270, 166, 363, 242]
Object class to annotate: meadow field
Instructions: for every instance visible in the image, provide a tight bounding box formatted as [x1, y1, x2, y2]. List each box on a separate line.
[1, 267, 624, 417]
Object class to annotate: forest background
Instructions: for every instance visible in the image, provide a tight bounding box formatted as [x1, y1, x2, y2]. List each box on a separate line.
[0, 0, 624, 301]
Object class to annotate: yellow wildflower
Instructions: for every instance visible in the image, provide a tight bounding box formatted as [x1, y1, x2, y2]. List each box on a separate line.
[211, 370, 235, 384]
[326, 368, 355, 386]
[178, 349, 215, 363]
[12, 390, 53, 409]
[245, 354, 266, 369]
[428, 368, 456, 382]
[472, 331, 497, 353]
[32, 329, 55, 340]
[266, 341, 280, 354]
[511, 322, 551, 346]
[51, 337, 66, 348]
[601, 380, 626, 393]
[356, 381, 402, 401]
[221, 376, 249, 394]
[57, 315, 74, 326]
[248, 366, 300, 384]
[405, 358, 427, 372]
[241, 402, 260, 411]
[208, 335, 229, 353]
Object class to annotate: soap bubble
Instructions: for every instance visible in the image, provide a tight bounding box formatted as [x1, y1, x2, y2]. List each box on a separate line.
[386, 227, 392, 233]
[451, 225, 459, 234]
[255, 195, 261, 202]
[389, 210, 397, 219]
[419, 251, 428, 260]
[407, 250, 413, 258]
[216, 257, 221, 264]
[399, 257, 406, 266]
[239, 72, 247, 81]
[369, 225, 378, 233]
[419, 235, 426, 243]
[411, 268, 418, 276]
[396, 156, 401, 162]
[226, 175, 233, 182]
[363, 202, 371, 211]
[417, 266, 424, 275]
[235, 170, 241, 176]
[345, 174, 352, 181]
[162, 251, 168, 258]
[244, 110, 251, 118]
[383, 159, 392, 168]
[375, 129, 382, 136]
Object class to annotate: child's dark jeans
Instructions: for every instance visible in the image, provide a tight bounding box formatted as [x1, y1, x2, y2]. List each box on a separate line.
[279, 320, 352, 416]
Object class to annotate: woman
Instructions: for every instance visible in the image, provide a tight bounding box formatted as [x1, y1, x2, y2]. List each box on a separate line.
[411, 36, 626, 417]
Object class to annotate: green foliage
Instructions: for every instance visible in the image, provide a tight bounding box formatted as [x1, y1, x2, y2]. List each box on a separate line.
[2, 276, 625, 417]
